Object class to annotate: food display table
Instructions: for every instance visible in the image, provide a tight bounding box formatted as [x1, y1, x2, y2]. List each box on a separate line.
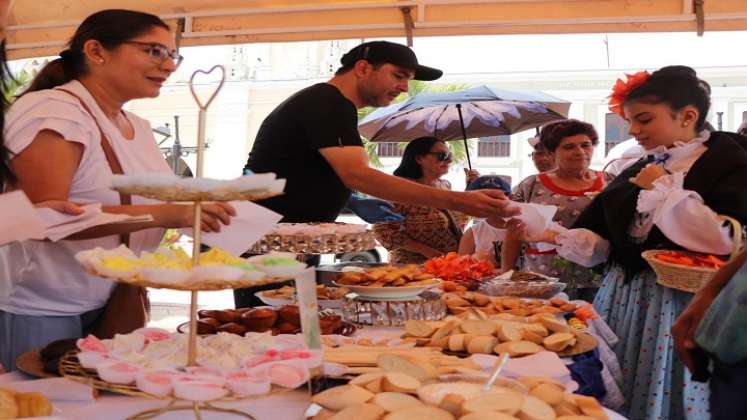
[3, 317, 627, 420]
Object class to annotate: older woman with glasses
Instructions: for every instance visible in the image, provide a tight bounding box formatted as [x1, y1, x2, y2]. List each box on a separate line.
[0, 9, 235, 371]
[373, 136, 472, 264]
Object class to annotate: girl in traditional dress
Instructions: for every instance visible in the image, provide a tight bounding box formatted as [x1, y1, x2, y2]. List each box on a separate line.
[509, 66, 747, 419]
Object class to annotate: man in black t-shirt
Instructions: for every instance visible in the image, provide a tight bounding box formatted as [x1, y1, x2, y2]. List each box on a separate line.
[236, 41, 519, 307]
[244, 82, 365, 223]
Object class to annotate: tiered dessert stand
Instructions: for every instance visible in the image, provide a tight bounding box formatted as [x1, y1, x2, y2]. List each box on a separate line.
[63, 66, 306, 420]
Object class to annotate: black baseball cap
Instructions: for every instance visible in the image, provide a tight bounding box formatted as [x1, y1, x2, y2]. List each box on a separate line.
[340, 41, 443, 81]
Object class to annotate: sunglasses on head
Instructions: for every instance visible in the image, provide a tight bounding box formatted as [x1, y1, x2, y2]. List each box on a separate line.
[427, 151, 452, 161]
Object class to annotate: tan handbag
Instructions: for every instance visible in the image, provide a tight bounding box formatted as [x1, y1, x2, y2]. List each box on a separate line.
[58, 88, 150, 339]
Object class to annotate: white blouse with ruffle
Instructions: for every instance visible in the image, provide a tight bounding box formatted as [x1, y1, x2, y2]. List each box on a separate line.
[552, 131, 735, 267]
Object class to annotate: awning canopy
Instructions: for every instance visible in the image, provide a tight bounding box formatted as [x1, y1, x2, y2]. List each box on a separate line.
[7, 0, 747, 60]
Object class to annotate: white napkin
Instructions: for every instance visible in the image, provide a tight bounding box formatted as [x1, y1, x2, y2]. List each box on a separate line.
[183, 200, 282, 256]
[0, 191, 46, 245]
[37, 203, 153, 241]
[508, 202, 557, 237]
[3, 377, 95, 402]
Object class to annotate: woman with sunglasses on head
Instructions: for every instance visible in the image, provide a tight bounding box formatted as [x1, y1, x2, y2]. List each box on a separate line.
[511, 66, 747, 419]
[0, 9, 236, 371]
[373, 137, 471, 264]
[501, 119, 613, 301]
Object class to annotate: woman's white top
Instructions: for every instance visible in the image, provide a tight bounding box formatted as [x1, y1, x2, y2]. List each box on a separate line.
[553, 131, 734, 268]
[0, 80, 171, 316]
[471, 219, 507, 257]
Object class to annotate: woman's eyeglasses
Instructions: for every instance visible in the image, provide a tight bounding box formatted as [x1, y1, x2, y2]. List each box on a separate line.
[427, 151, 453, 161]
[124, 41, 183, 68]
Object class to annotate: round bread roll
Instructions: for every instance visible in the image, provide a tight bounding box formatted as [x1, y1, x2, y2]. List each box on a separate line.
[467, 336, 498, 354]
[543, 333, 575, 352]
[350, 372, 385, 387]
[574, 395, 606, 419]
[460, 320, 496, 336]
[517, 395, 555, 420]
[496, 323, 523, 342]
[384, 406, 455, 420]
[529, 383, 565, 406]
[373, 392, 424, 412]
[382, 372, 421, 394]
[312, 385, 374, 411]
[330, 403, 385, 420]
[494, 341, 543, 357]
[461, 389, 524, 415]
[459, 412, 519, 420]
[0, 389, 18, 419]
[448, 334, 469, 352]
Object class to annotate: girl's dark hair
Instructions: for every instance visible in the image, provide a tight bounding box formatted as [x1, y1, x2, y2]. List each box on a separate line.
[393, 136, 444, 179]
[539, 119, 599, 152]
[24, 9, 169, 95]
[0, 41, 17, 188]
[624, 65, 711, 131]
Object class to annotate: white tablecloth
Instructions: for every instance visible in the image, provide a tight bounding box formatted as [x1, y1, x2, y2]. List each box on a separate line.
[0, 371, 311, 420]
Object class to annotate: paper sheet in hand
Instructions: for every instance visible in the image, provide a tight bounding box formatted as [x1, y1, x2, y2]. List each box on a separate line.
[37, 203, 154, 242]
[0, 191, 46, 245]
[192, 200, 282, 256]
[509, 202, 557, 237]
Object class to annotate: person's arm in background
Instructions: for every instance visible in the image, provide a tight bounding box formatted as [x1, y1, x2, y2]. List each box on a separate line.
[500, 229, 522, 273]
[673, 247, 747, 372]
[500, 178, 529, 273]
[319, 146, 517, 219]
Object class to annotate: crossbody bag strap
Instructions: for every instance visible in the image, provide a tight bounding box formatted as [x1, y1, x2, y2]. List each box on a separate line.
[57, 88, 131, 246]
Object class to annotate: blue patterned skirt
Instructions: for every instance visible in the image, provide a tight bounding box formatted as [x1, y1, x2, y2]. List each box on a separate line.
[593, 264, 710, 420]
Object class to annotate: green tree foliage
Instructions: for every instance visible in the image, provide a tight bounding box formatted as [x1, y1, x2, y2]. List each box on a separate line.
[359, 81, 473, 168]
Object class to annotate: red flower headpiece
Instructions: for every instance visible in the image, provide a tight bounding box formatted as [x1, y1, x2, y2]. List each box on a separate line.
[608, 71, 650, 118]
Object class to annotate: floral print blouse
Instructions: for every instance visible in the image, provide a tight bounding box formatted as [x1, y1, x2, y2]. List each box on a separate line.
[373, 180, 469, 264]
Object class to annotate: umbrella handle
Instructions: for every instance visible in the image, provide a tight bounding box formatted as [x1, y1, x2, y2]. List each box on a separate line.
[456, 104, 472, 170]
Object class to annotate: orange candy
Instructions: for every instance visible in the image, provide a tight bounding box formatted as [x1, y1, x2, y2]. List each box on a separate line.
[424, 252, 496, 285]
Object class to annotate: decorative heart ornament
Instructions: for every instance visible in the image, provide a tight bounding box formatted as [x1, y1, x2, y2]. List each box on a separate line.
[189, 65, 226, 110]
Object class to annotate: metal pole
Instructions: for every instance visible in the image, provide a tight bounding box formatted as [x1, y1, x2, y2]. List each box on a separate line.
[455, 103, 472, 170]
[171, 116, 182, 173]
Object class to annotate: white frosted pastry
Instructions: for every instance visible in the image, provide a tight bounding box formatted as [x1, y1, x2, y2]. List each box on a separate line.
[77, 351, 113, 369]
[190, 265, 245, 282]
[77, 335, 110, 353]
[97, 362, 141, 384]
[172, 376, 228, 401]
[139, 267, 191, 285]
[136, 370, 179, 397]
[226, 371, 271, 396]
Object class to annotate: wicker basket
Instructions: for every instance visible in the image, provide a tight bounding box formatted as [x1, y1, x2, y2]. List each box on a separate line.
[642, 216, 742, 293]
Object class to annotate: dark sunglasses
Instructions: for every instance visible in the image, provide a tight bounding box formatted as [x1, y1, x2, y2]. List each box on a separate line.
[427, 151, 453, 161]
[123, 41, 184, 68]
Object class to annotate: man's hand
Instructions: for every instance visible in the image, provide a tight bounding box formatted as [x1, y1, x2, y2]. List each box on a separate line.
[35, 200, 84, 215]
[452, 189, 520, 219]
